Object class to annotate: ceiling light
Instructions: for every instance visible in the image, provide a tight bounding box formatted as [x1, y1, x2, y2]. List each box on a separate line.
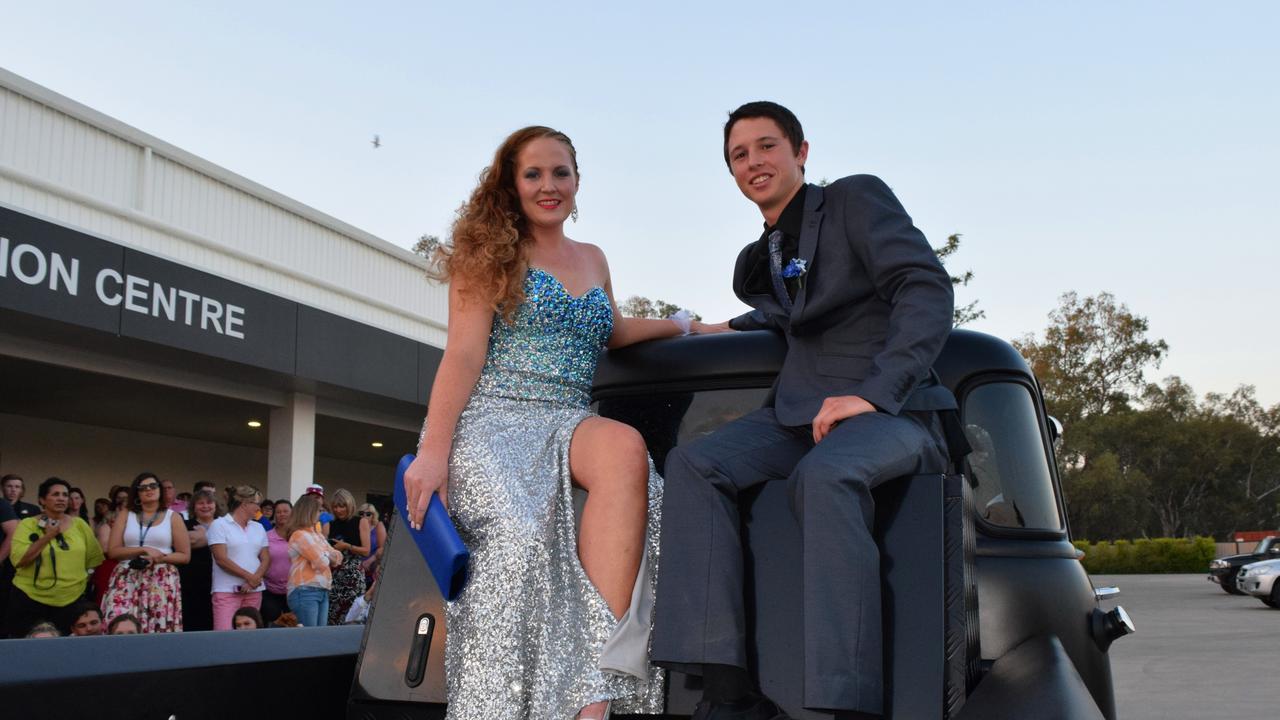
[247, 420, 262, 428]
[370, 441, 384, 448]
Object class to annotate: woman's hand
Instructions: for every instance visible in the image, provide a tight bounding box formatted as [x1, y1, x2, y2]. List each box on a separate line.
[188, 525, 208, 550]
[143, 546, 166, 563]
[333, 540, 351, 553]
[691, 320, 734, 334]
[406, 455, 449, 530]
[42, 517, 66, 538]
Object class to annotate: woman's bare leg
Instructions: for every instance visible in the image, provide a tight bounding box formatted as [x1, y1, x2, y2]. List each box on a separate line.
[570, 416, 649, 619]
[570, 417, 647, 719]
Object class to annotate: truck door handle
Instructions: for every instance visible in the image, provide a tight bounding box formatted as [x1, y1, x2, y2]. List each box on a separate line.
[404, 613, 435, 688]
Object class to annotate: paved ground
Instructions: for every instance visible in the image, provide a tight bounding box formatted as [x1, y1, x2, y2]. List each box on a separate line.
[1093, 573, 1275, 720]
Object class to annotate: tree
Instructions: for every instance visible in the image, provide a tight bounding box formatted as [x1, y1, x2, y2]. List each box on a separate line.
[1014, 291, 1168, 428]
[1060, 376, 1280, 540]
[412, 234, 441, 259]
[1071, 380, 1223, 538]
[620, 296, 700, 321]
[1203, 386, 1280, 511]
[1016, 291, 1279, 540]
[1058, 445, 1152, 540]
[1015, 292, 1165, 538]
[932, 233, 984, 327]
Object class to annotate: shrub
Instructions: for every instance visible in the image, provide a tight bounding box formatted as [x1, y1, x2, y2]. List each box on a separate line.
[1073, 536, 1216, 574]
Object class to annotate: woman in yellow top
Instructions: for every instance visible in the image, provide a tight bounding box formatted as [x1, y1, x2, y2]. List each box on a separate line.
[3, 477, 103, 638]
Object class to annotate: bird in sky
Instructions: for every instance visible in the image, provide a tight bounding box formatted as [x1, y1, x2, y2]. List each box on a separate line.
[371, 134, 381, 149]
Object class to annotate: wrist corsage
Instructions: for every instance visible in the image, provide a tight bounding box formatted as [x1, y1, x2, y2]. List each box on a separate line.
[668, 309, 693, 336]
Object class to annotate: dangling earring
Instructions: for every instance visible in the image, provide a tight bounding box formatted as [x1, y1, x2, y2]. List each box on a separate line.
[571, 204, 580, 223]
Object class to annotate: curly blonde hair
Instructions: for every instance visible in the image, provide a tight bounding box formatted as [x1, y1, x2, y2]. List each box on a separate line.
[432, 126, 579, 322]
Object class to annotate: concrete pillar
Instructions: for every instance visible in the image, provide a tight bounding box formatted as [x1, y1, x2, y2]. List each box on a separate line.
[267, 392, 316, 504]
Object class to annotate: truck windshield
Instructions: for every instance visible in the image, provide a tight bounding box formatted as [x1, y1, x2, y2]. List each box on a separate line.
[962, 381, 1063, 532]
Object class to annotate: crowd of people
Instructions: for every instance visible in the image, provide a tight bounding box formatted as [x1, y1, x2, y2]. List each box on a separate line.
[0, 472, 388, 639]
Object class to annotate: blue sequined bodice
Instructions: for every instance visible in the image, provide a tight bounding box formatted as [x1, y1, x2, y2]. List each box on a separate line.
[470, 267, 614, 408]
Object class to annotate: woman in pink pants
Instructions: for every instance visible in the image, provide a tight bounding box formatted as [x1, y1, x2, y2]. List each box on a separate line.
[207, 485, 270, 630]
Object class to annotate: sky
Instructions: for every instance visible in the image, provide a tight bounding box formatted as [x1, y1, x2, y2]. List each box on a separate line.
[4, 1, 1277, 405]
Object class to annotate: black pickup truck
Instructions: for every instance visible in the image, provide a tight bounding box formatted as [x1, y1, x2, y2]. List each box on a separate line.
[2, 330, 1132, 720]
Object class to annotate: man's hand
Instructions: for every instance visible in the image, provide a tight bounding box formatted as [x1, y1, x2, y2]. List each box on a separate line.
[812, 395, 877, 443]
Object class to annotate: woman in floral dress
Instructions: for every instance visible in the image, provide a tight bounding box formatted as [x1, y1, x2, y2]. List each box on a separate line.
[102, 472, 190, 632]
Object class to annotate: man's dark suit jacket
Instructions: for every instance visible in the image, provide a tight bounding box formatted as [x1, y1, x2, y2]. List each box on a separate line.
[728, 175, 955, 426]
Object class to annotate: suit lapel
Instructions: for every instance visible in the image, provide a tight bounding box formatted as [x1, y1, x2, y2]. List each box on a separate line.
[732, 240, 787, 318]
[788, 184, 825, 322]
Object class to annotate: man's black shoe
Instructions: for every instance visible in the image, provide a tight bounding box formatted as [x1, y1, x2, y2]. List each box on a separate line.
[690, 694, 793, 720]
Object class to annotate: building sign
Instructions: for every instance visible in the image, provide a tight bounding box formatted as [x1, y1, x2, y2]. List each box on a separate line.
[96, 266, 246, 338]
[0, 204, 296, 374]
[0, 206, 122, 334]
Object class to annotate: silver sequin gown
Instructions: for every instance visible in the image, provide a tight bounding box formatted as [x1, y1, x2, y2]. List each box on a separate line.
[443, 267, 665, 719]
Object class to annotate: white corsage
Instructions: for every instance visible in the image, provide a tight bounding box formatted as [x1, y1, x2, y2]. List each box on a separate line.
[669, 309, 693, 336]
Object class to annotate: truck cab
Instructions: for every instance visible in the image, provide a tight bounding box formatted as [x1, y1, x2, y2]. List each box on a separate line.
[350, 329, 1132, 719]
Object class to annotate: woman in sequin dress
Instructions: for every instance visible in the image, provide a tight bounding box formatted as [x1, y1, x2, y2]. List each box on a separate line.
[405, 126, 720, 720]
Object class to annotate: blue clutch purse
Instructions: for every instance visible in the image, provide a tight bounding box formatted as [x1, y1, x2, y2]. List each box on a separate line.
[393, 453, 470, 601]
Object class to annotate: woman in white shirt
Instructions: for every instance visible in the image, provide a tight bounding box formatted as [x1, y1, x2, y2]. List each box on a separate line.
[207, 485, 270, 631]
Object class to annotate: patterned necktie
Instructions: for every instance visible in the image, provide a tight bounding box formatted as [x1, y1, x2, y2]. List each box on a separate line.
[767, 230, 793, 312]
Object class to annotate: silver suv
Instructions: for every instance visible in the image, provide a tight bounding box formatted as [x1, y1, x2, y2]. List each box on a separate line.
[1238, 558, 1280, 608]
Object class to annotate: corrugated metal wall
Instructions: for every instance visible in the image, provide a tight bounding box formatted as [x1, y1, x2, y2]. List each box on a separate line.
[0, 70, 447, 348]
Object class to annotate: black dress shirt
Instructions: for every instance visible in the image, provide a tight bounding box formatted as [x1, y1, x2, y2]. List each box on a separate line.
[742, 183, 810, 304]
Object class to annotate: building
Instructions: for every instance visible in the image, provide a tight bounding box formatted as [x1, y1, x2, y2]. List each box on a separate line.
[0, 67, 446, 510]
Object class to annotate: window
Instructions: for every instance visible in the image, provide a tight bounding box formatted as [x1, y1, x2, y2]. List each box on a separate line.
[595, 387, 771, 470]
[962, 381, 1063, 532]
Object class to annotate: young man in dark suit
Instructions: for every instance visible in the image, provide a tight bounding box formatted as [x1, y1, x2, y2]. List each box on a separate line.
[652, 102, 955, 720]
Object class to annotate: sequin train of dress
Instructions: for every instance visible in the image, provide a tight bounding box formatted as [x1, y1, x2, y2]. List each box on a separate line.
[443, 267, 664, 719]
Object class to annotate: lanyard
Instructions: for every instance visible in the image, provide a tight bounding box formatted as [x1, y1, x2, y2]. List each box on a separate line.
[34, 541, 59, 590]
[138, 511, 160, 548]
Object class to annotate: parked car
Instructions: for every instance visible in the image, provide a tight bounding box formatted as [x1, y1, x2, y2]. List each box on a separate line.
[1237, 558, 1280, 608]
[1208, 536, 1280, 594]
[1, 330, 1133, 720]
